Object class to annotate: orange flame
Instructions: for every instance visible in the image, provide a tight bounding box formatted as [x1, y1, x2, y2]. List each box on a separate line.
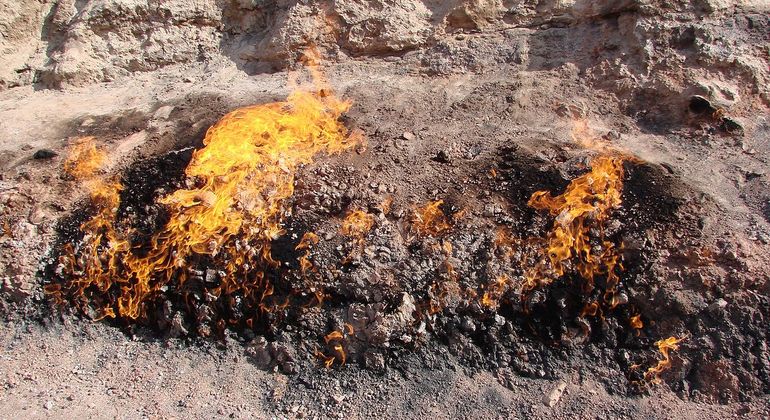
[63, 137, 108, 180]
[51, 59, 362, 321]
[296, 232, 320, 275]
[340, 209, 375, 238]
[316, 325, 353, 368]
[525, 154, 625, 300]
[643, 336, 684, 384]
[580, 301, 603, 319]
[480, 275, 510, 309]
[411, 200, 452, 237]
[339, 209, 375, 264]
[324, 330, 344, 344]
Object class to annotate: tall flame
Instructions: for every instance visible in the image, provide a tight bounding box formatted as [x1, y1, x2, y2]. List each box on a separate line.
[522, 118, 628, 302]
[525, 155, 625, 299]
[49, 62, 362, 322]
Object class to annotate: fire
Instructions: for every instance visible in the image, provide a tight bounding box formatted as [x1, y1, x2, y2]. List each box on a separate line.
[580, 301, 602, 318]
[494, 228, 518, 259]
[49, 58, 362, 322]
[324, 330, 344, 343]
[46, 137, 127, 319]
[411, 200, 452, 237]
[296, 232, 320, 275]
[480, 275, 511, 309]
[630, 314, 643, 335]
[525, 154, 625, 300]
[63, 137, 108, 179]
[339, 209, 375, 264]
[316, 323, 354, 368]
[643, 336, 684, 384]
[339, 209, 375, 238]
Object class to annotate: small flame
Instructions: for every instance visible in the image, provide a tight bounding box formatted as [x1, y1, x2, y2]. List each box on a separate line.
[580, 301, 602, 318]
[339, 209, 375, 264]
[316, 325, 353, 368]
[296, 232, 320, 250]
[296, 232, 320, 275]
[324, 330, 344, 344]
[479, 275, 510, 309]
[411, 200, 452, 237]
[643, 336, 684, 384]
[340, 209, 375, 238]
[63, 137, 108, 180]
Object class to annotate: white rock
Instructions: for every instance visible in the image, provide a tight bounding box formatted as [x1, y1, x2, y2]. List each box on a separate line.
[543, 380, 567, 407]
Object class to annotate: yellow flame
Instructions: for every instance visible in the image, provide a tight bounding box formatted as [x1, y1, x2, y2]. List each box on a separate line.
[52, 60, 362, 321]
[296, 232, 320, 275]
[324, 330, 344, 344]
[480, 275, 510, 309]
[63, 137, 108, 180]
[339, 209, 375, 264]
[316, 326, 351, 368]
[580, 301, 602, 318]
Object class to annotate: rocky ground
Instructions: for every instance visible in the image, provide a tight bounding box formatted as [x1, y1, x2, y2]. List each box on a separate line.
[1, 0, 769, 418]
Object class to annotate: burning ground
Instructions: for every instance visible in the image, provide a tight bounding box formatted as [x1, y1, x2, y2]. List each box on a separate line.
[1, 0, 770, 418]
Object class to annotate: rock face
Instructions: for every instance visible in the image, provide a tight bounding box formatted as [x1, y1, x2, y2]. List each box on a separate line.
[1, 0, 766, 100]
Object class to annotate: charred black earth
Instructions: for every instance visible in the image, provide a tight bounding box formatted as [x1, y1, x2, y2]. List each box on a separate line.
[42, 126, 769, 405]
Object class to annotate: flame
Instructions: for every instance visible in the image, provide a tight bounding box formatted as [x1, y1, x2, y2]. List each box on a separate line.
[296, 232, 320, 275]
[296, 232, 320, 250]
[316, 325, 353, 368]
[50, 59, 362, 322]
[324, 330, 344, 343]
[45, 137, 127, 319]
[643, 336, 684, 384]
[339, 209, 375, 238]
[480, 275, 510, 309]
[63, 137, 108, 179]
[314, 348, 336, 369]
[580, 301, 602, 318]
[339, 209, 375, 264]
[630, 314, 643, 335]
[494, 228, 518, 259]
[411, 200, 452, 237]
[525, 154, 625, 300]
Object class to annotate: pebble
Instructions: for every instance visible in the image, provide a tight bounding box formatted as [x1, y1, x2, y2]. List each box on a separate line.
[434, 150, 451, 163]
[33, 149, 58, 160]
[708, 298, 728, 313]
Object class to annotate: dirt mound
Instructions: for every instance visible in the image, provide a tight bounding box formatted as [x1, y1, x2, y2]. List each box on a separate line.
[1, 0, 769, 417]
